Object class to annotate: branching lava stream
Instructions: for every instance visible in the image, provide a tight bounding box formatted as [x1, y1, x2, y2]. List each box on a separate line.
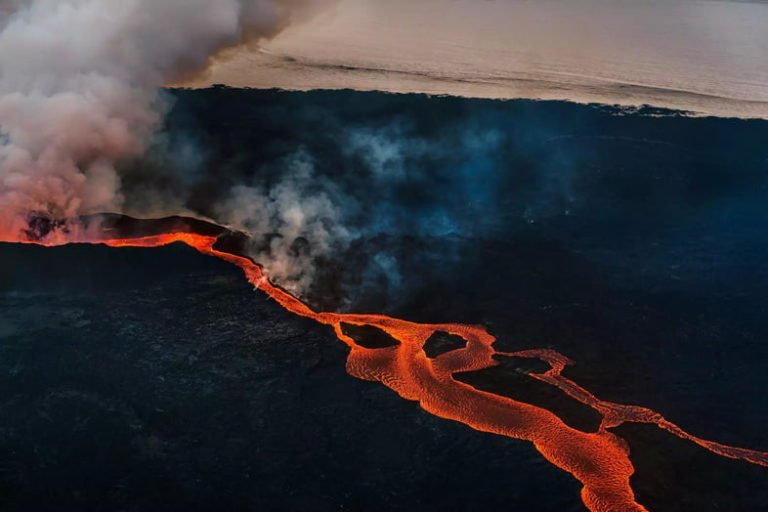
[9, 219, 768, 512]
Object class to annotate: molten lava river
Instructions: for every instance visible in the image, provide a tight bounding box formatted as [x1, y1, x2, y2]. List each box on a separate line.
[6, 217, 768, 512]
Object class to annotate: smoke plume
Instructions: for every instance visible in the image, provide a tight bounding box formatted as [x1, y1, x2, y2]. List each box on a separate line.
[0, 0, 332, 239]
[215, 151, 351, 295]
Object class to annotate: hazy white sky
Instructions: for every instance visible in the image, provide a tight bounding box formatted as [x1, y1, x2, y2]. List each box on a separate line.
[184, 0, 768, 118]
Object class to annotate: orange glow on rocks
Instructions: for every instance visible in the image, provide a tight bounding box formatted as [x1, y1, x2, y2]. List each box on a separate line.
[6, 225, 767, 512]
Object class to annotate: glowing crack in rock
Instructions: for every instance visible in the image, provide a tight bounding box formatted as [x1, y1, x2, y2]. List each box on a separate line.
[5, 217, 767, 512]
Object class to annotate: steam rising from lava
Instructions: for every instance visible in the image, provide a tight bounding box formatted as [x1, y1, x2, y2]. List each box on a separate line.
[0, 0, 333, 239]
[215, 151, 351, 294]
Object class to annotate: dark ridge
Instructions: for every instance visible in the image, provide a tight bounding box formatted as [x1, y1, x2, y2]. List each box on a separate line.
[21, 213, 230, 243]
[455, 356, 602, 432]
[83, 214, 252, 260]
[212, 230, 250, 258]
[340, 323, 400, 349]
[423, 331, 467, 358]
[82, 213, 227, 239]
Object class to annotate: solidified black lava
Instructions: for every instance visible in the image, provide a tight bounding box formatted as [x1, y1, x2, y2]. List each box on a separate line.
[0, 242, 582, 512]
[455, 356, 603, 433]
[423, 331, 468, 358]
[340, 323, 400, 349]
[82, 213, 228, 239]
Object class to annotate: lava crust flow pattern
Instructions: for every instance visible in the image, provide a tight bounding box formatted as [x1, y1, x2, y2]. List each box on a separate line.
[8, 219, 768, 512]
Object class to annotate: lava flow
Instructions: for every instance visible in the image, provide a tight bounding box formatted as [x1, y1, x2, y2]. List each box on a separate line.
[6, 215, 768, 512]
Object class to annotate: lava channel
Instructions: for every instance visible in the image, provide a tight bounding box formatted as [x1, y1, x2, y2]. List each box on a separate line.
[5, 214, 768, 512]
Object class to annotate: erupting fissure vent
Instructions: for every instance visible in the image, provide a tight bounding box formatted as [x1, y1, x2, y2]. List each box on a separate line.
[22, 212, 70, 242]
[5, 215, 767, 512]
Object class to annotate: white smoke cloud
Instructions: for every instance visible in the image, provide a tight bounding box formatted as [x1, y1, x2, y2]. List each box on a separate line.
[0, 0, 334, 239]
[215, 151, 353, 295]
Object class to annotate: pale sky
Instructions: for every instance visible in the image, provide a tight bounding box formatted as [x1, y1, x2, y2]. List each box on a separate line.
[184, 0, 768, 118]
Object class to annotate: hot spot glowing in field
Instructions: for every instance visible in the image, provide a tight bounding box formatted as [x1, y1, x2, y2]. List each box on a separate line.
[7, 220, 768, 512]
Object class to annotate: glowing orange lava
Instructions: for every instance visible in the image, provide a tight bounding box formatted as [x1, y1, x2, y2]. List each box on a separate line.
[9, 228, 768, 512]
